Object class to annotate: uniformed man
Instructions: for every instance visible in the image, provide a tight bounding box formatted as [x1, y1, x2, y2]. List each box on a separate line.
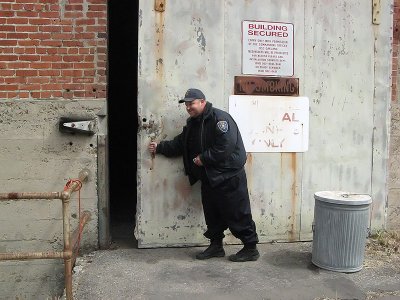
[148, 88, 259, 262]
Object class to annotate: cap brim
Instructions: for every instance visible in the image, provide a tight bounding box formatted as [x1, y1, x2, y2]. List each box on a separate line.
[178, 98, 195, 103]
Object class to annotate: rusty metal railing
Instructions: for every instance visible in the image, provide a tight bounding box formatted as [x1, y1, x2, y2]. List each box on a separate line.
[0, 169, 91, 300]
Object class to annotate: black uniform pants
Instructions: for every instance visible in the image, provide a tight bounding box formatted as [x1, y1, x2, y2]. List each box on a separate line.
[200, 169, 259, 245]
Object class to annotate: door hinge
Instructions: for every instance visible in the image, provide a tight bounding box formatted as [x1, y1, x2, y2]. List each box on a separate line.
[59, 117, 96, 135]
[155, 0, 165, 12]
[372, 0, 380, 25]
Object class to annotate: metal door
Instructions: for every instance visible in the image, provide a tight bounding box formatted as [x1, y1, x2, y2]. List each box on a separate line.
[136, 0, 391, 247]
[136, 0, 225, 247]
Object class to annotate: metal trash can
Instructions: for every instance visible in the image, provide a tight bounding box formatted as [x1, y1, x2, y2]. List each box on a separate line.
[311, 191, 372, 272]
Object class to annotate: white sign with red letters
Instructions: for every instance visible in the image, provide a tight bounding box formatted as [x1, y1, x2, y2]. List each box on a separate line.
[229, 95, 309, 153]
[242, 20, 294, 76]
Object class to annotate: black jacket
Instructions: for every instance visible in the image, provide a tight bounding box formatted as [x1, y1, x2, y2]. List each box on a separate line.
[156, 102, 247, 187]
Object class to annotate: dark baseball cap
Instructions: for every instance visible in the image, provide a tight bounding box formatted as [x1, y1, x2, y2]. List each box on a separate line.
[178, 88, 206, 103]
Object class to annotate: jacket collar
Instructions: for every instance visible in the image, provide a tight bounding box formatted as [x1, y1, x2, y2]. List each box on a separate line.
[202, 102, 212, 119]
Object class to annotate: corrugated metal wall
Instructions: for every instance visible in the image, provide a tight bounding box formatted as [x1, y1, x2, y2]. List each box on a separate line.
[136, 0, 392, 247]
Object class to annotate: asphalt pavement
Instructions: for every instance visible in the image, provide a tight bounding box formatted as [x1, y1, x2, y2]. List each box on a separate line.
[70, 240, 400, 300]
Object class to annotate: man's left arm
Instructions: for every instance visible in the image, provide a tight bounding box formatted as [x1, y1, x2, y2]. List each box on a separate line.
[200, 119, 237, 165]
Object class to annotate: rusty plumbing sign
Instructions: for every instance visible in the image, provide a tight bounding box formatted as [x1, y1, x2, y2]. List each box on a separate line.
[234, 76, 299, 96]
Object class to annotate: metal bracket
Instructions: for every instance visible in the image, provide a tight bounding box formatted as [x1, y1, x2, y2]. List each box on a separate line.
[59, 117, 95, 135]
[372, 0, 380, 25]
[63, 121, 93, 131]
[155, 0, 165, 12]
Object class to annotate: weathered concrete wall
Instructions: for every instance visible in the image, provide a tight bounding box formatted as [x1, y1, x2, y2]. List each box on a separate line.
[0, 99, 105, 298]
[0, 0, 108, 298]
[389, 0, 400, 231]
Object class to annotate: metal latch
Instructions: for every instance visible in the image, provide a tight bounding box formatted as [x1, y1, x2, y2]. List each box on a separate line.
[59, 117, 95, 135]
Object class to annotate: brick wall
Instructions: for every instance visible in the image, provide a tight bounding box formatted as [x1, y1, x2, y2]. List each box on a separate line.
[0, 2, 107, 297]
[0, 0, 107, 100]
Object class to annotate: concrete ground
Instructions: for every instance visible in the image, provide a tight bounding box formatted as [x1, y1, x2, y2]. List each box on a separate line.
[70, 237, 400, 300]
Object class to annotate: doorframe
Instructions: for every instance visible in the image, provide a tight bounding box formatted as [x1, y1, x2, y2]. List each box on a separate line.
[98, 133, 111, 249]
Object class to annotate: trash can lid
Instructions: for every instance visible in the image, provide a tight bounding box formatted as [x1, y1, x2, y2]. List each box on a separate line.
[314, 191, 372, 205]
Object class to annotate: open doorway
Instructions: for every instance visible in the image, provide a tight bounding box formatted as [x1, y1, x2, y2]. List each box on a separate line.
[107, 0, 138, 248]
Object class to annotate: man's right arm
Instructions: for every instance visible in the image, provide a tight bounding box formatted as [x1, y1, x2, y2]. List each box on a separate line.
[150, 133, 184, 157]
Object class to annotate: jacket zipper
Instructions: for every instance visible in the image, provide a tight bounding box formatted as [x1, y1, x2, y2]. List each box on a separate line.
[200, 119, 205, 152]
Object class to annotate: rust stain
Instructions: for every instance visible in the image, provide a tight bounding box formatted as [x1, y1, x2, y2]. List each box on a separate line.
[281, 153, 297, 242]
[196, 66, 208, 81]
[155, 12, 165, 79]
[245, 153, 253, 192]
[289, 153, 297, 242]
[154, 0, 165, 12]
[161, 179, 168, 218]
[176, 40, 192, 55]
[246, 153, 253, 168]
[163, 178, 167, 189]
[8, 193, 18, 199]
[174, 177, 191, 208]
[154, 182, 160, 191]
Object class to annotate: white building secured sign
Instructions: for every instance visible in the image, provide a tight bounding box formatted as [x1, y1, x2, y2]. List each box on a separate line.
[242, 20, 294, 76]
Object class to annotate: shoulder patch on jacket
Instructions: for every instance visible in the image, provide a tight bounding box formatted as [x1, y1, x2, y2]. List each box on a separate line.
[216, 120, 229, 133]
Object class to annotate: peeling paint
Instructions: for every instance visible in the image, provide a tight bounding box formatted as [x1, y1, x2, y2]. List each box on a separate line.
[138, 48, 142, 76]
[196, 29, 206, 51]
[192, 18, 206, 52]
[139, 9, 143, 27]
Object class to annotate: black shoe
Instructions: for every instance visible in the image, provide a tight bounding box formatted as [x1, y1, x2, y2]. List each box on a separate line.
[229, 246, 260, 262]
[195, 244, 225, 260]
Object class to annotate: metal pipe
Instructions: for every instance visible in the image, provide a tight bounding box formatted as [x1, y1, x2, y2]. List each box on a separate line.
[63, 194, 73, 300]
[0, 251, 71, 261]
[71, 211, 91, 266]
[63, 169, 89, 300]
[0, 192, 62, 201]
[72, 211, 91, 251]
[0, 169, 90, 300]
[62, 169, 90, 200]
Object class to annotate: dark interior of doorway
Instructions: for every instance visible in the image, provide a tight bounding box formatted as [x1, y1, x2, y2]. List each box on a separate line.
[108, 0, 138, 248]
